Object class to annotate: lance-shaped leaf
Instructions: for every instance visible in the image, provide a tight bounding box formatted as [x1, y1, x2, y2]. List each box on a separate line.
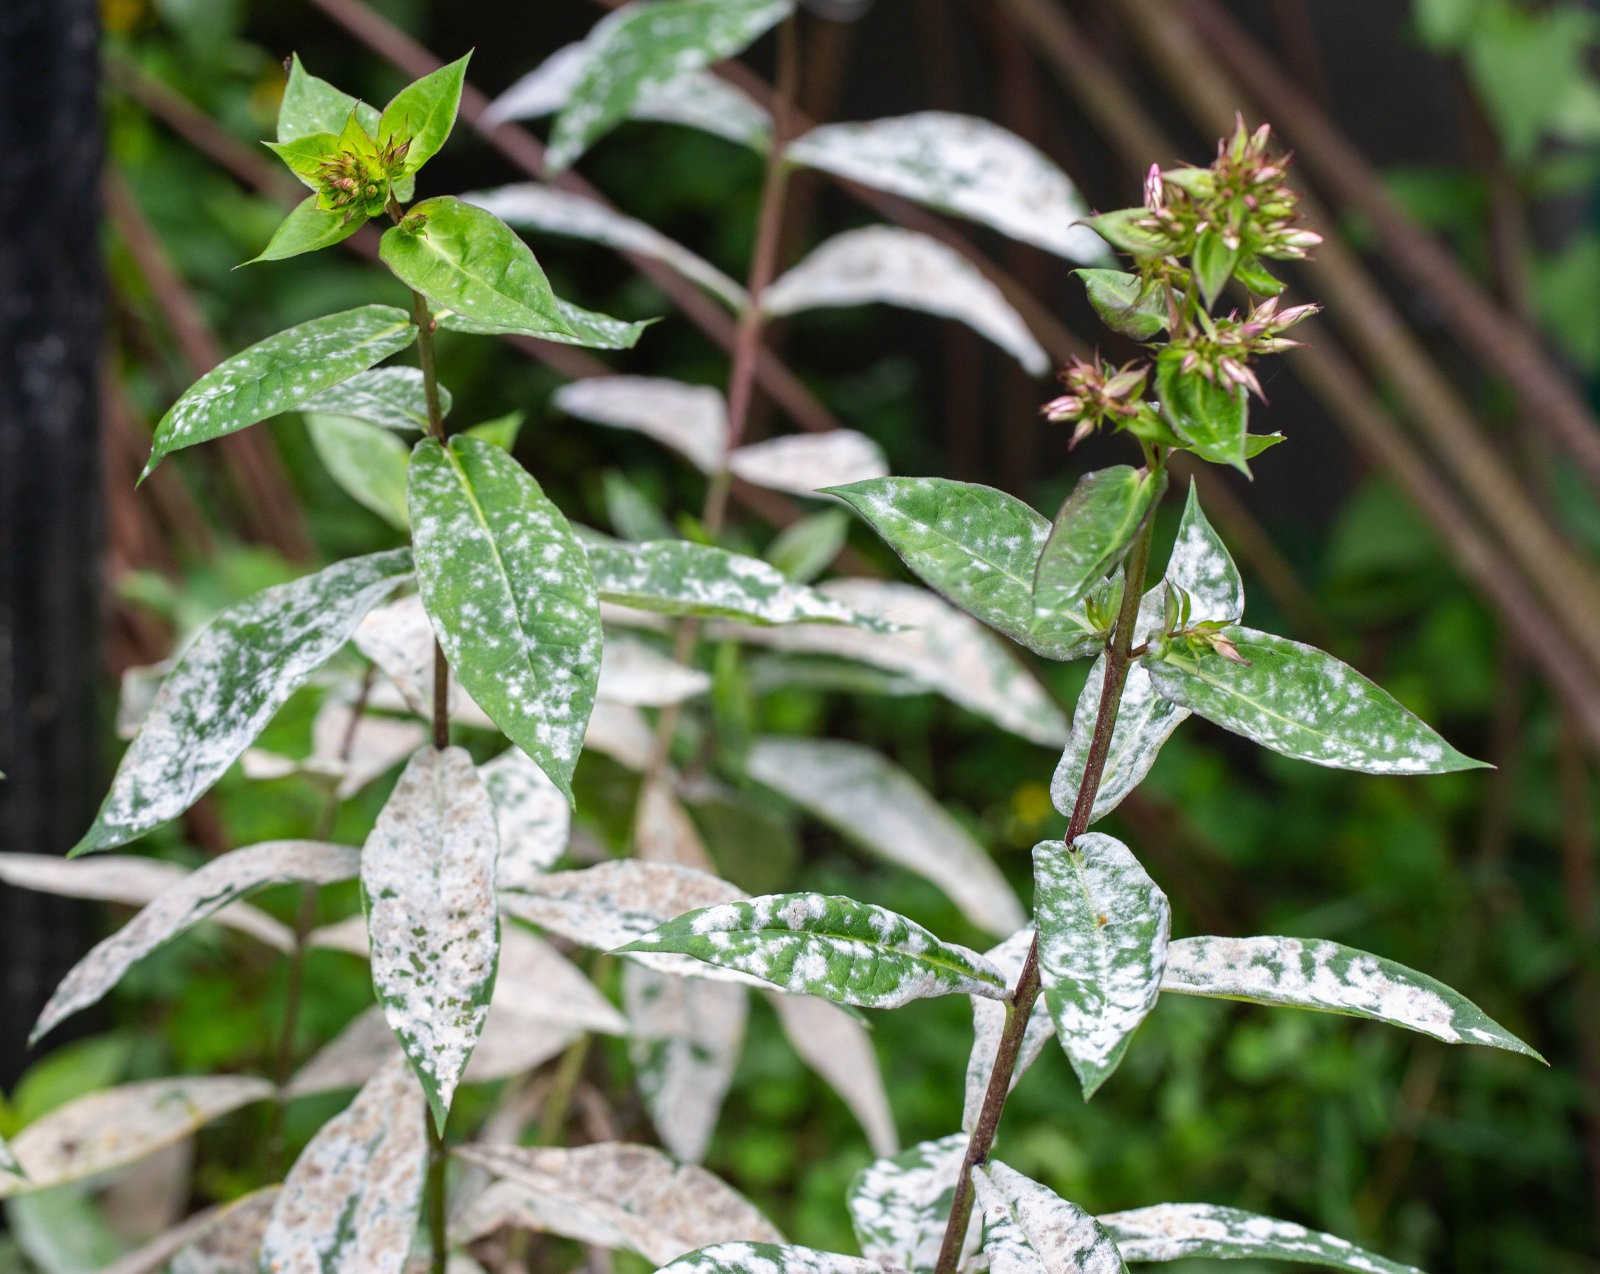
[1034, 835, 1170, 1097]
[619, 893, 1007, 1009]
[729, 430, 888, 498]
[1051, 659, 1186, 827]
[0, 1138, 15, 1178]
[1161, 481, 1245, 624]
[636, 776, 717, 872]
[467, 184, 747, 309]
[586, 698, 660, 771]
[299, 366, 446, 432]
[261, 1057, 426, 1274]
[480, 747, 570, 890]
[786, 112, 1104, 262]
[409, 436, 603, 798]
[764, 227, 1049, 375]
[847, 1134, 972, 1274]
[1162, 935, 1540, 1058]
[307, 413, 412, 528]
[1098, 1203, 1425, 1273]
[769, 992, 897, 1156]
[250, 195, 364, 263]
[0, 1077, 272, 1199]
[499, 859, 743, 945]
[623, 964, 748, 1163]
[32, 841, 359, 1045]
[601, 634, 712, 706]
[1075, 269, 1167, 341]
[381, 197, 649, 349]
[72, 549, 412, 856]
[362, 746, 501, 1127]
[766, 509, 851, 583]
[963, 929, 1053, 1131]
[746, 737, 1023, 936]
[100, 1187, 279, 1274]
[1033, 466, 1162, 617]
[652, 1243, 884, 1274]
[546, 0, 792, 170]
[142, 306, 414, 477]
[1144, 628, 1485, 774]
[554, 376, 728, 473]
[972, 1162, 1127, 1274]
[280, 54, 377, 139]
[376, 54, 469, 177]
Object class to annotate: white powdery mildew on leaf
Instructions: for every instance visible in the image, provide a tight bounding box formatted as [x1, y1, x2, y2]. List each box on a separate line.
[1034, 835, 1170, 1097]
[0, 1076, 272, 1199]
[298, 366, 444, 431]
[31, 840, 359, 1044]
[261, 1057, 426, 1274]
[353, 594, 496, 730]
[786, 112, 1104, 262]
[1144, 627, 1482, 775]
[728, 430, 889, 497]
[495, 923, 629, 1036]
[1098, 1203, 1425, 1274]
[554, 376, 729, 473]
[621, 892, 1008, 1009]
[746, 736, 1023, 936]
[601, 633, 712, 706]
[623, 963, 748, 1163]
[99, 1186, 279, 1274]
[847, 1133, 970, 1274]
[1032, 466, 1160, 619]
[465, 185, 747, 309]
[409, 437, 603, 797]
[653, 1242, 885, 1274]
[768, 992, 898, 1156]
[973, 1162, 1127, 1274]
[74, 549, 412, 856]
[362, 746, 502, 1124]
[1051, 658, 1187, 826]
[1162, 935, 1540, 1058]
[312, 697, 430, 798]
[763, 227, 1048, 375]
[963, 928, 1053, 1131]
[116, 660, 168, 739]
[636, 776, 717, 871]
[480, 747, 571, 890]
[1161, 482, 1245, 625]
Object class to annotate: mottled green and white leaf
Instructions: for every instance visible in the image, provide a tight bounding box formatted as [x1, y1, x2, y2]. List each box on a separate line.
[1051, 659, 1186, 826]
[636, 776, 717, 872]
[376, 54, 469, 177]
[1033, 466, 1161, 616]
[1161, 483, 1245, 624]
[307, 413, 412, 528]
[601, 634, 712, 706]
[480, 747, 570, 890]
[1098, 1204, 1425, 1274]
[99, 1187, 279, 1274]
[729, 430, 888, 498]
[299, 367, 445, 432]
[972, 1161, 1127, 1274]
[652, 1243, 883, 1274]
[847, 1134, 972, 1274]
[769, 992, 897, 1156]
[554, 376, 728, 473]
[963, 928, 1053, 1131]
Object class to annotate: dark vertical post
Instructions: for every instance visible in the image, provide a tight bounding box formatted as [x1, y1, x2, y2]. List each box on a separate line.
[0, 0, 102, 1083]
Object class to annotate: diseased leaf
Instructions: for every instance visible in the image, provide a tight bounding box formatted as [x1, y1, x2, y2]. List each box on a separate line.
[279, 54, 378, 140]
[585, 699, 660, 771]
[1034, 835, 1170, 1097]
[636, 776, 717, 871]
[480, 747, 571, 890]
[72, 549, 412, 856]
[619, 893, 1008, 1008]
[249, 195, 363, 263]
[409, 436, 603, 797]
[299, 366, 446, 432]
[786, 112, 1105, 262]
[0, 1137, 15, 1178]
[307, 412, 412, 528]
[495, 924, 628, 1035]
[601, 634, 712, 706]
[847, 1134, 971, 1274]
[32, 841, 359, 1045]
[310, 696, 430, 799]
[972, 1161, 1127, 1274]
[729, 431, 888, 498]
[650, 1243, 884, 1274]
[100, 1187, 279, 1274]
[376, 54, 469, 176]
[1160, 482, 1245, 624]
[554, 376, 728, 473]
[1051, 659, 1186, 827]
[499, 859, 743, 945]
[963, 929, 1052, 1131]
[1098, 1204, 1425, 1274]
[1162, 935, 1541, 1058]
[770, 993, 897, 1156]
[1033, 466, 1162, 616]
[261, 1057, 426, 1274]
[143, 306, 415, 477]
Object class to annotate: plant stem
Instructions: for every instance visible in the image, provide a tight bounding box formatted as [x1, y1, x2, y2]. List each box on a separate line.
[930, 490, 1160, 1274]
[427, 1113, 448, 1274]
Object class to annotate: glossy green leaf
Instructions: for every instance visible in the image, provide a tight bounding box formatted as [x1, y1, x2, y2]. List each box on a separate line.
[278, 54, 379, 141]
[71, 549, 412, 856]
[765, 509, 850, 582]
[546, 0, 793, 171]
[307, 413, 411, 528]
[248, 195, 363, 263]
[603, 471, 676, 542]
[1155, 352, 1249, 474]
[1075, 269, 1167, 340]
[973, 1162, 1128, 1274]
[621, 893, 1006, 1009]
[376, 54, 470, 176]
[265, 129, 342, 190]
[298, 366, 445, 431]
[408, 436, 602, 798]
[1098, 1204, 1424, 1272]
[464, 410, 524, 450]
[1034, 834, 1170, 1097]
[848, 1134, 971, 1274]
[1192, 227, 1239, 309]
[1144, 626, 1485, 774]
[1033, 466, 1162, 617]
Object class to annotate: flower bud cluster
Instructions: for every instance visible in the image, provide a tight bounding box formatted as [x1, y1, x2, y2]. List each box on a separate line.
[1042, 355, 1150, 448]
[1164, 296, 1318, 401]
[316, 134, 411, 224]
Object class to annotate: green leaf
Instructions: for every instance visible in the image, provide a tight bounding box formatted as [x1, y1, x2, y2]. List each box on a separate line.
[848, 1134, 971, 1274]
[307, 413, 412, 528]
[1099, 1204, 1425, 1272]
[376, 53, 470, 176]
[1231, 253, 1284, 297]
[380, 197, 649, 349]
[1075, 268, 1167, 340]
[619, 893, 1008, 1009]
[1144, 626, 1485, 773]
[765, 509, 850, 582]
[1080, 208, 1173, 257]
[1192, 226, 1239, 309]
[1033, 466, 1163, 618]
[408, 436, 603, 799]
[1155, 351, 1249, 475]
[1051, 656, 1187, 826]
[1162, 935, 1541, 1059]
[1034, 834, 1170, 1098]
[603, 471, 676, 542]
[972, 1161, 1128, 1274]
[143, 305, 415, 478]
[71, 549, 412, 856]
[299, 366, 446, 432]
[265, 129, 342, 190]
[1160, 481, 1245, 622]
[546, 0, 793, 171]
[247, 194, 363, 263]
[279, 53, 379, 141]
[651, 1244, 884, 1274]
[464, 410, 524, 450]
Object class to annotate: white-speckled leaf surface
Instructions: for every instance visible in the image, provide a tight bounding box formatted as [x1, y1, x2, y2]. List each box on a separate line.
[963, 928, 1052, 1131]
[352, 594, 496, 731]
[499, 859, 743, 947]
[763, 227, 1048, 375]
[1051, 658, 1186, 826]
[1162, 935, 1539, 1057]
[585, 698, 660, 771]
[847, 1133, 970, 1273]
[361, 746, 501, 1126]
[554, 376, 728, 473]
[786, 112, 1104, 261]
[601, 634, 712, 705]
[480, 747, 571, 890]
[143, 306, 415, 477]
[100, 1186, 278, 1274]
[1161, 482, 1245, 623]
[1033, 467, 1161, 617]
[31, 840, 358, 1045]
[496, 923, 628, 1035]
[1098, 1203, 1424, 1272]
[306, 413, 412, 529]
[298, 366, 445, 431]
[72, 549, 412, 856]
[409, 436, 603, 798]
[651, 1242, 884, 1274]
[746, 736, 1022, 936]
[260, 1057, 426, 1274]
[312, 698, 430, 798]
[972, 1161, 1127, 1274]
[1034, 835, 1170, 1097]
[728, 431, 888, 497]
[769, 992, 897, 1156]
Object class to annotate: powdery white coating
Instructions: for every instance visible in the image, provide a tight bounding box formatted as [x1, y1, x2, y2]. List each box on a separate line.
[409, 437, 604, 796]
[456, 1141, 783, 1262]
[600, 633, 713, 705]
[143, 306, 415, 475]
[1097, 1203, 1425, 1274]
[623, 963, 748, 1162]
[306, 413, 412, 529]
[1161, 482, 1246, 625]
[768, 992, 898, 1157]
[651, 1242, 885, 1274]
[1144, 626, 1480, 775]
[453, 1177, 630, 1252]
[585, 698, 660, 770]
[728, 430, 889, 497]
[31, 840, 359, 1045]
[972, 1161, 1127, 1274]
[746, 736, 1023, 936]
[963, 928, 1053, 1132]
[544, 0, 792, 170]
[847, 1133, 973, 1273]
[314, 699, 429, 798]
[480, 747, 571, 890]
[621, 892, 1008, 1008]
[636, 776, 717, 871]
[99, 1186, 279, 1274]
[556, 374, 728, 472]
[260, 1057, 426, 1274]
[361, 746, 502, 1123]
[0, 1076, 272, 1199]
[306, 912, 372, 957]
[1034, 835, 1171, 1097]
[1051, 658, 1187, 826]
[465, 184, 748, 310]
[1161, 935, 1539, 1057]
[0, 853, 291, 952]
[74, 549, 413, 856]
[115, 660, 168, 739]
[1033, 467, 1160, 619]
[763, 227, 1049, 375]
[494, 923, 629, 1035]
[298, 366, 444, 431]
[353, 594, 496, 730]
[786, 112, 1105, 262]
